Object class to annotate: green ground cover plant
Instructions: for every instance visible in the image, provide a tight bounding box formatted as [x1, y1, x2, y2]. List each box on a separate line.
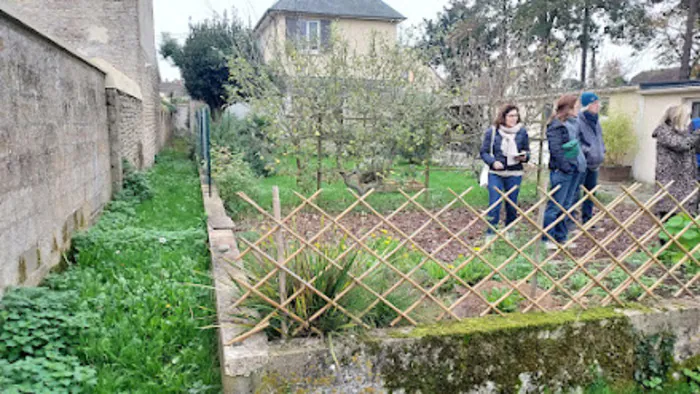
[0, 142, 220, 393]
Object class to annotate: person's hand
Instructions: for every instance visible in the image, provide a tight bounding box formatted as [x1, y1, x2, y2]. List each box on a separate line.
[516, 154, 528, 162]
[493, 161, 504, 170]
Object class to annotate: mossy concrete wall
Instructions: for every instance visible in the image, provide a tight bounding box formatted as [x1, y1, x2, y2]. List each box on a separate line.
[223, 302, 700, 394]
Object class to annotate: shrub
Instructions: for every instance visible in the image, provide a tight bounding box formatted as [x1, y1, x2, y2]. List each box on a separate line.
[211, 114, 275, 177]
[602, 113, 637, 166]
[211, 146, 260, 215]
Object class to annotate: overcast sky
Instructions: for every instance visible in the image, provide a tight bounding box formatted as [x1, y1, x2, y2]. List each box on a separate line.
[153, 0, 660, 82]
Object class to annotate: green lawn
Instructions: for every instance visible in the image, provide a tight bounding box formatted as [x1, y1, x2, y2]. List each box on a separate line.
[0, 141, 220, 393]
[246, 159, 539, 215]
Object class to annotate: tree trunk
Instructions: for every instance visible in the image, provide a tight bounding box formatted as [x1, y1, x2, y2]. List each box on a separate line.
[580, 0, 591, 87]
[680, 0, 698, 80]
[590, 46, 598, 87]
[499, 0, 510, 98]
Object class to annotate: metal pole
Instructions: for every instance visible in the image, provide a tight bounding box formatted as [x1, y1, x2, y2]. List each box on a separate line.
[206, 107, 212, 197]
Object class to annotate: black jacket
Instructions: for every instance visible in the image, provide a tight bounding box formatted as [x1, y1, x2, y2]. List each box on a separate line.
[547, 118, 577, 174]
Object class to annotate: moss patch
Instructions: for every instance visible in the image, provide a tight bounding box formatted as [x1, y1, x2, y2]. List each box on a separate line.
[377, 308, 637, 393]
[393, 307, 624, 339]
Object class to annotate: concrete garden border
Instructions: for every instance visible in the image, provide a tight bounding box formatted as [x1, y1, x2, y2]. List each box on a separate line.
[199, 176, 700, 393]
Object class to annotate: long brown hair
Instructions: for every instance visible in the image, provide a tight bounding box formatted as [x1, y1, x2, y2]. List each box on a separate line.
[548, 94, 578, 125]
[493, 104, 521, 127]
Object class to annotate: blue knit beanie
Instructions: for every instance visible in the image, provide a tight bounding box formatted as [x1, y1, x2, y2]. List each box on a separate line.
[581, 92, 600, 108]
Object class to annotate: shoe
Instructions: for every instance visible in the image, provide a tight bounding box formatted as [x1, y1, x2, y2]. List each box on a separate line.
[543, 240, 558, 251]
[565, 242, 578, 249]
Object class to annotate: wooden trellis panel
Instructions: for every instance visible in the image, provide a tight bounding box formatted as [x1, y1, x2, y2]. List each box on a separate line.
[226, 182, 700, 343]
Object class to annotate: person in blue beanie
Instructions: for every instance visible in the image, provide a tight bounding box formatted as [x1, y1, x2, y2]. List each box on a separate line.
[573, 91, 605, 228]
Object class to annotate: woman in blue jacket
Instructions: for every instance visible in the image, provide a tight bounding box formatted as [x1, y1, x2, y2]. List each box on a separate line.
[480, 104, 530, 241]
[543, 95, 587, 249]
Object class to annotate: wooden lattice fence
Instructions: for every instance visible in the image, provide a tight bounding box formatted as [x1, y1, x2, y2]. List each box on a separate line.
[225, 182, 700, 344]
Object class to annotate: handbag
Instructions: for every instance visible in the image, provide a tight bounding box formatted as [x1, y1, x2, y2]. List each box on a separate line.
[479, 127, 496, 188]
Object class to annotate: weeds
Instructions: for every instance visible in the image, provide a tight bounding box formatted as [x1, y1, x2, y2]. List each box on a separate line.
[1, 144, 220, 393]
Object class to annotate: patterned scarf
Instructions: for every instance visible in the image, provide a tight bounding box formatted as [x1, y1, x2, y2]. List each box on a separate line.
[499, 123, 522, 166]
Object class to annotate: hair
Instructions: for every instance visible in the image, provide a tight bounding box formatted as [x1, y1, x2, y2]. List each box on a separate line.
[493, 104, 521, 127]
[548, 94, 579, 124]
[660, 105, 690, 132]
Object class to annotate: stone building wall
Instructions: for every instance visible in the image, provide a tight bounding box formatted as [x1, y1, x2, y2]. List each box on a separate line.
[0, 9, 112, 293]
[7, 0, 162, 169]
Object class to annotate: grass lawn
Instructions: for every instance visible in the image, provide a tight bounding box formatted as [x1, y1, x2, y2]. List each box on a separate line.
[0, 141, 220, 393]
[244, 158, 539, 215]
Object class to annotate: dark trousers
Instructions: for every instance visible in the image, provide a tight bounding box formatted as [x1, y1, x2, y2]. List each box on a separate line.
[544, 171, 581, 243]
[486, 173, 522, 234]
[578, 168, 599, 223]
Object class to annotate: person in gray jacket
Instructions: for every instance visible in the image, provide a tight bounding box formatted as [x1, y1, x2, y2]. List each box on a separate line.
[575, 92, 605, 225]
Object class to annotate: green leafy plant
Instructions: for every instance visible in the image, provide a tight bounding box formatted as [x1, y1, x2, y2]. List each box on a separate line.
[634, 333, 675, 391]
[482, 287, 522, 313]
[0, 288, 97, 393]
[457, 259, 492, 285]
[7, 145, 221, 393]
[119, 159, 153, 201]
[683, 366, 700, 392]
[659, 214, 700, 275]
[601, 113, 637, 167]
[568, 272, 591, 292]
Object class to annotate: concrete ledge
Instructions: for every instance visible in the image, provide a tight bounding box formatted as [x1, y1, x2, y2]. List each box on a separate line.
[92, 58, 143, 100]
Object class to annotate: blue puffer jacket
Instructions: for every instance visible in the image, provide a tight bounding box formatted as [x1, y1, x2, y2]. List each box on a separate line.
[480, 126, 530, 171]
[578, 111, 606, 170]
[547, 118, 581, 174]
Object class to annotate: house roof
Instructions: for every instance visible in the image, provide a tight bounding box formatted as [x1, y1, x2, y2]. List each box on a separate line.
[255, 0, 405, 32]
[629, 67, 681, 85]
[640, 80, 700, 91]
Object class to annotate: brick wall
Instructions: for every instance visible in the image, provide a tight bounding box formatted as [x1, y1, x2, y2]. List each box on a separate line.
[0, 10, 112, 293]
[106, 89, 145, 192]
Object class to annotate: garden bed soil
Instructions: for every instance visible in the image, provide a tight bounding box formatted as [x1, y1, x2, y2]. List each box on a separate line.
[236, 203, 699, 312]
[236, 205, 658, 262]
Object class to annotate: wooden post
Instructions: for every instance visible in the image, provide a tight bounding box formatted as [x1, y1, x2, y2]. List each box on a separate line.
[273, 186, 288, 337]
[317, 116, 323, 191]
[531, 103, 549, 300]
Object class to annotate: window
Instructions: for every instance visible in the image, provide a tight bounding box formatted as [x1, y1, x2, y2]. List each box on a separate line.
[692, 101, 700, 119]
[304, 20, 320, 53]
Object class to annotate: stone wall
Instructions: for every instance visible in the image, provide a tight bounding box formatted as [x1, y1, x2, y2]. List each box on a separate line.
[0, 6, 174, 295]
[106, 89, 144, 192]
[6, 0, 162, 170]
[0, 9, 111, 293]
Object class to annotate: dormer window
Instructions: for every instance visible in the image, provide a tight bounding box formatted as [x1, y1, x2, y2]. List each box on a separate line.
[286, 17, 329, 54]
[305, 20, 321, 53]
